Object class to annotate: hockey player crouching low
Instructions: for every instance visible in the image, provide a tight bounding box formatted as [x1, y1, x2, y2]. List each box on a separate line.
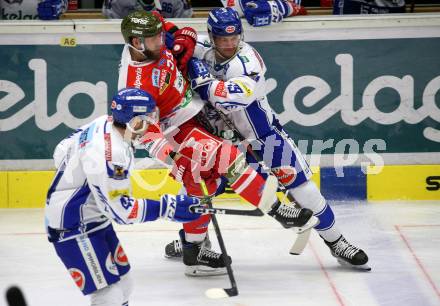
[165, 7, 371, 271]
[45, 88, 206, 306]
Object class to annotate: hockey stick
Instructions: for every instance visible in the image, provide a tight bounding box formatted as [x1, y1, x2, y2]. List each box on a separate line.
[168, 151, 264, 218]
[208, 106, 317, 254]
[190, 205, 264, 217]
[199, 180, 239, 299]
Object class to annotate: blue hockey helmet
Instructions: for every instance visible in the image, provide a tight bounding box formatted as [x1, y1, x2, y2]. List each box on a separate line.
[207, 7, 242, 37]
[111, 88, 159, 136]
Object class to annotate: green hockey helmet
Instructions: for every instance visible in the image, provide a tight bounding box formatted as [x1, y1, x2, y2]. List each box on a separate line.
[121, 11, 163, 43]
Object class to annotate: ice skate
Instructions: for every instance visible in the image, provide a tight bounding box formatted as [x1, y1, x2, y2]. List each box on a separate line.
[165, 231, 211, 260]
[180, 230, 229, 277]
[268, 201, 318, 230]
[325, 235, 371, 271]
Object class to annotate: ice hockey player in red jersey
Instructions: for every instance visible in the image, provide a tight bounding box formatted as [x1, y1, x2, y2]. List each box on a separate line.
[118, 10, 317, 276]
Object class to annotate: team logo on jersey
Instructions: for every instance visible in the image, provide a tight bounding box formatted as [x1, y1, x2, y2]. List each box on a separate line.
[226, 0, 235, 7]
[225, 26, 236, 34]
[105, 254, 118, 276]
[214, 81, 227, 98]
[181, 128, 222, 167]
[69, 268, 85, 291]
[113, 165, 127, 180]
[152, 68, 160, 88]
[159, 70, 171, 95]
[114, 244, 129, 266]
[272, 166, 297, 187]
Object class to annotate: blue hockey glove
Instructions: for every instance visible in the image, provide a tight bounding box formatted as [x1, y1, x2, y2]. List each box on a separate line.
[38, 0, 67, 20]
[160, 194, 203, 222]
[243, 0, 288, 27]
[187, 57, 215, 100]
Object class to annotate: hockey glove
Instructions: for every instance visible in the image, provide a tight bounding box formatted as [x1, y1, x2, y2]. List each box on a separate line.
[139, 122, 174, 162]
[160, 194, 203, 222]
[187, 58, 215, 101]
[243, 0, 303, 27]
[172, 27, 197, 76]
[38, 0, 68, 20]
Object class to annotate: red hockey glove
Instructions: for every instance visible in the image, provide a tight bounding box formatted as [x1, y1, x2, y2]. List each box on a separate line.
[172, 27, 197, 76]
[139, 123, 173, 162]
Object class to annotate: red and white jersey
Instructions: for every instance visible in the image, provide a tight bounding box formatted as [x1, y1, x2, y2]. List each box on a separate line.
[118, 46, 204, 134]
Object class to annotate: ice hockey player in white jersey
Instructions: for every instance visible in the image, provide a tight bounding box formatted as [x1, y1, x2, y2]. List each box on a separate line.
[165, 7, 371, 271]
[45, 88, 204, 306]
[102, 0, 192, 19]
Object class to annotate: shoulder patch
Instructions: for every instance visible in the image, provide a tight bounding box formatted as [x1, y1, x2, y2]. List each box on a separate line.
[239, 55, 249, 63]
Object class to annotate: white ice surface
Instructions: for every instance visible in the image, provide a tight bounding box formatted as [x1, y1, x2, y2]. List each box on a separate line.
[1, 201, 439, 306]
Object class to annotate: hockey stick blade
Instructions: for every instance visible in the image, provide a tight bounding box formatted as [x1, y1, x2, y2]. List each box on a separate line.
[205, 287, 238, 299]
[289, 228, 312, 255]
[190, 206, 264, 217]
[289, 216, 319, 255]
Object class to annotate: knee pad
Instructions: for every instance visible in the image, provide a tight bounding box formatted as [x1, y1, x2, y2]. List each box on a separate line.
[288, 180, 325, 213]
[289, 180, 336, 231]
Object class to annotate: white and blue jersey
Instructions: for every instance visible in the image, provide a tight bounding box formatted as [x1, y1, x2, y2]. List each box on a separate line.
[45, 115, 161, 240]
[45, 115, 162, 295]
[194, 37, 312, 189]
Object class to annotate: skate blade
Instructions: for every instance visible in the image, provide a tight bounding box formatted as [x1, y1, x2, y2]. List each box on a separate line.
[293, 216, 319, 234]
[185, 266, 227, 277]
[337, 258, 372, 271]
[164, 254, 183, 260]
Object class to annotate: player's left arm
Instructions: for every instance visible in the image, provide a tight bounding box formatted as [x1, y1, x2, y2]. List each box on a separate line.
[188, 49, 266, 113]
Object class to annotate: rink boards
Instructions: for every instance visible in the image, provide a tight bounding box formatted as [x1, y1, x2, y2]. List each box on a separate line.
[1, 165, 439, 208]
[0, 15, 439, 208]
